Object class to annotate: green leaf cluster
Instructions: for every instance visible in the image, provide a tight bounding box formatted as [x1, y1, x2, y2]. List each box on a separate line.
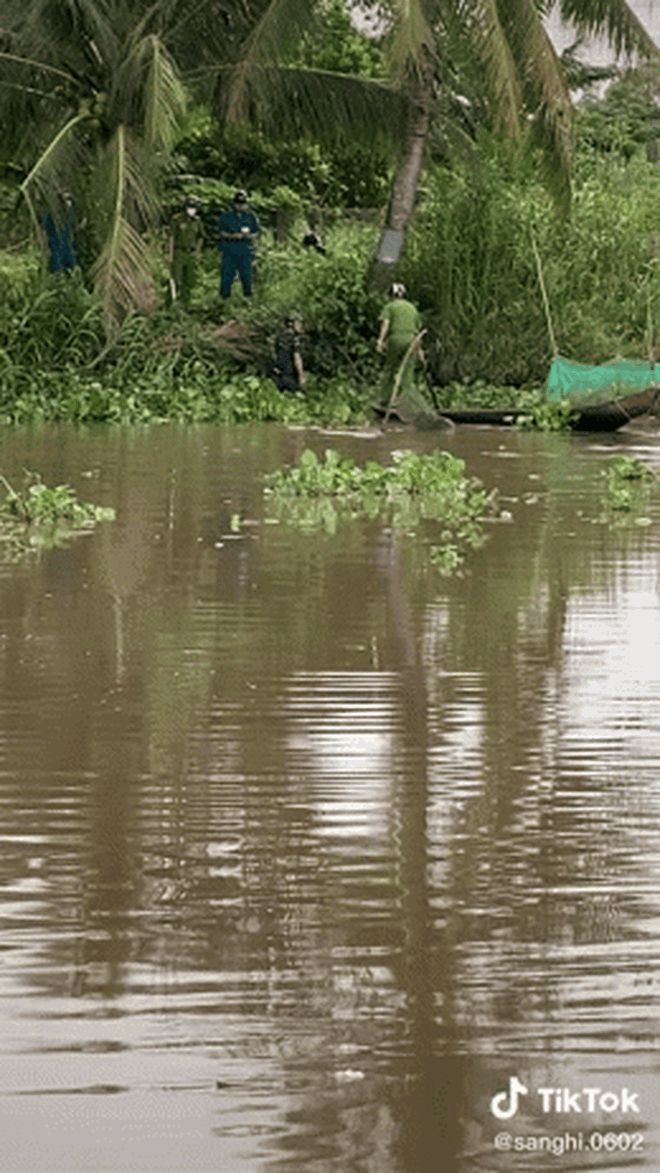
[516, 399, 577, 431]
[0, 470, 115, 558]
[264, 447, 496, 572]
[594, 454, 656, 530]
[603, 455, 654, 513]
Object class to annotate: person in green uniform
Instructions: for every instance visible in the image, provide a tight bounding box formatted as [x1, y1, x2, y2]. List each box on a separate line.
[376, 282, 423, 403]
[168, 196, 205, 308]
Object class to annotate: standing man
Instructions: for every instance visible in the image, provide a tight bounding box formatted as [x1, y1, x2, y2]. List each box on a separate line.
[376, 282, 424, 404]
[216, 190, 260, 301]
[168, 196, 205, 309]
[272, 312, 306, 392]
[41, 193, 78, 274]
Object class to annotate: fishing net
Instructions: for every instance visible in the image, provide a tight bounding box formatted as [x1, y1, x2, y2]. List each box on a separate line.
[547, 355, 659, 402]
[384, 379, 442, 427]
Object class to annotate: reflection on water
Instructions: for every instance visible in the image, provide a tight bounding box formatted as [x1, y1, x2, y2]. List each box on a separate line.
[0, 422, 659, 1171]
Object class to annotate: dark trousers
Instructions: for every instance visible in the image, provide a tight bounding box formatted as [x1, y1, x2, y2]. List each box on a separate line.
[171, 251, 198, 307]
[273, 371, 300, 393]
[47, 241, 76, 273]
[220, 251, 253, 298]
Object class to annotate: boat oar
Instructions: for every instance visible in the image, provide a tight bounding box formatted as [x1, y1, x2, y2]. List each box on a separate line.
[383, 329, 427, 426]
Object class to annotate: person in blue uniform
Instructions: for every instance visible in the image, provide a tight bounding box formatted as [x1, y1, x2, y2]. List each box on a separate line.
[216, 190, 259, 300]
[41, 194, 78, 273]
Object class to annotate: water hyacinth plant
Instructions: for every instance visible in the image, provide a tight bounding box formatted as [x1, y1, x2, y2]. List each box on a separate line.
[0, 471, 115, 555]
[601, 455, 655, 524]
[264, 448, 496, 572]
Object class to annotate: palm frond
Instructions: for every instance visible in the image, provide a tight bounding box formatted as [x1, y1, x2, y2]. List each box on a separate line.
[19, 110, 89, 200]
[215, 64, 408, 147]
[472, 0, 522, 135]
[6, 0, 113, 88]
[90, 124, 158, 332]
[163, 0, 247, 63]
[0, 51, 77, 85]
[53, 0, 121, 70]
[495, 0, 574, 205]
[225, 0, 316, 121]
[557, 0, 659, 59]
[386, 0, 437, 82]
[140, 34, 188, 153]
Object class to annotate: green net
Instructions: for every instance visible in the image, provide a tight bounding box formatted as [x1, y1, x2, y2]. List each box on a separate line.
[547, 355, 659, 403]
[385, 380, 441, 427]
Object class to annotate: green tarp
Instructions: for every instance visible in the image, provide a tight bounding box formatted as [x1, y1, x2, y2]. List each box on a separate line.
[547, 354, 659, 402]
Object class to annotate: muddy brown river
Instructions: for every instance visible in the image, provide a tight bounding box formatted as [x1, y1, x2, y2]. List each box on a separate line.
[0, 419, 659, 1172]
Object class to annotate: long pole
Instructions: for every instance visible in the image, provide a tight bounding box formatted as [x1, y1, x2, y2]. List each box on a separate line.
[531, 232, 559, 357]
[383, 330, 427, 425]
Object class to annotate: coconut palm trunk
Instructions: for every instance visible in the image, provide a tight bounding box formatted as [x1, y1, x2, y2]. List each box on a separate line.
[369, 80, 433, 291]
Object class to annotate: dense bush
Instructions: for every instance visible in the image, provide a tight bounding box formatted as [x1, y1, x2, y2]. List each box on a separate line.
[243, 225, 382, 377]
[403, 145, 658, 384]
[576, 64, 660, 161]
[173, 117, 391, 212]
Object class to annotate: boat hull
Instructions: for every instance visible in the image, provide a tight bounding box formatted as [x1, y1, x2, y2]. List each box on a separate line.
[432, 385, 658, 432]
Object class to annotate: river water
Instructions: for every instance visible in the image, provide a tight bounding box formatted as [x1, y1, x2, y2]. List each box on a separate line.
[0, 419, 659, 1173]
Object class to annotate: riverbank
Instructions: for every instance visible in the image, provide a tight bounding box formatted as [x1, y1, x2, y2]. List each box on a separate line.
[1, 144, 657, 428]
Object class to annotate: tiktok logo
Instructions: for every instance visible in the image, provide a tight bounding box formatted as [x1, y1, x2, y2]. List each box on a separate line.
[491, 1076, 529, 1120]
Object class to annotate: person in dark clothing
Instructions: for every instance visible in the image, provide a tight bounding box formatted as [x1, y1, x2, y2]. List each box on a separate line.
[41, 195, 78, 273]
[168, 196, 205, 308]
[272, 313, 306, 392]
[215, 190, 260, 299]
[302, 229, 326, 255]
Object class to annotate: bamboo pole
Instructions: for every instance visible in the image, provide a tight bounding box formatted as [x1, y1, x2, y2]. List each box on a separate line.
[530, 232, 559, 357]
[383, 330, 427, 425]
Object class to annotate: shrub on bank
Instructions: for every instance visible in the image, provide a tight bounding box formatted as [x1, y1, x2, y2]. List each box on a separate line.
[403, 147, 658, 385]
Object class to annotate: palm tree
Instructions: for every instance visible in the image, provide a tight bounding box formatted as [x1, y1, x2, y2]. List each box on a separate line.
[3, 0, 656, 322]
[368, 0, 659, 286]
[214, 0, 657, 288]
[0, 0, 258, 331]
[2, 0, 381, 329]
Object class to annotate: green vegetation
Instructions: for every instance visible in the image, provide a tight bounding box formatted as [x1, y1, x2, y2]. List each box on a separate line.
[1, 132, 656, 426]
[403, 147, 658, 384]
[265, 448, 496, 572]
[602, 455, 654, 523]
[0, 471, 115, 556]
[2, 0, 656, 328]
[516, 400, 577, 432]
[0, 0, 657, 427]
[577, 63, 660, 161]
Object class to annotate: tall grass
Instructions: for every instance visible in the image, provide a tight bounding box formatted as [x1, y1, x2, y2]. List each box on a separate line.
[403, 147, 658, 384]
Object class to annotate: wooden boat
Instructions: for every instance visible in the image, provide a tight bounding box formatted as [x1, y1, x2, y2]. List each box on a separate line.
[390, 384, 658, 433]
[567, 384, 658, 431]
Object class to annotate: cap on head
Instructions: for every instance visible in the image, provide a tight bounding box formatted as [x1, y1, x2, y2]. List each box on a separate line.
[233, 189, 248, 204]
[184, 195, 201, 208]
[390, 282, 406, 298]
[285, 310, 303, 326]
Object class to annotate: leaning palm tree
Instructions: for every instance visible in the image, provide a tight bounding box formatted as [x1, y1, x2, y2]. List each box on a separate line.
[370, 0, 659, 285]
[216, 0, 657, 287]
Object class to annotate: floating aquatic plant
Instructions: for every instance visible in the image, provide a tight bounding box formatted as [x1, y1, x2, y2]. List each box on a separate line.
[264, 448, 496, 573]
[601, 455, 654, 525]
[0, 471, 115, 556]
